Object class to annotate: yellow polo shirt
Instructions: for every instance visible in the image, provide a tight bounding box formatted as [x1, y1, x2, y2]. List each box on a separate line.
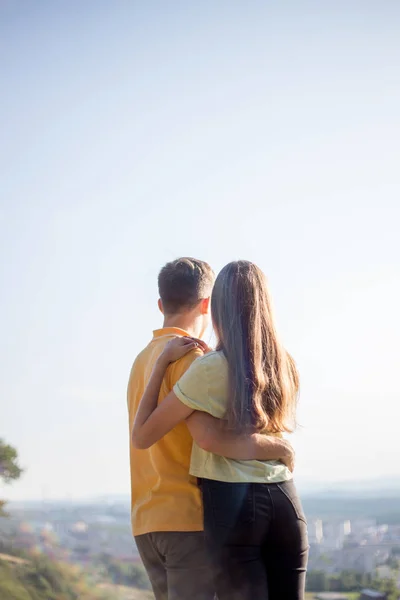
[174, 350, 292, 484]
[127, 327, 204, 536]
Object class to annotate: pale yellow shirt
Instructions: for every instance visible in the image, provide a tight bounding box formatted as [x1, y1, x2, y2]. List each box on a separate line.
[173, 350, 293, 484]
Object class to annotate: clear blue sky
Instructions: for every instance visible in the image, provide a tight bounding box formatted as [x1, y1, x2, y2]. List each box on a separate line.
[1, 1, 399, 500]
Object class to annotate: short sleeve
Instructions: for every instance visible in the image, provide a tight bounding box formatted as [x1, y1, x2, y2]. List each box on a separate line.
[173, 356, 211, 413]
[169, 347, 203, 387]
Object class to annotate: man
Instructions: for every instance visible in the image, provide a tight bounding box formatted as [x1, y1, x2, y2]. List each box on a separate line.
[127, 257, 294, 600]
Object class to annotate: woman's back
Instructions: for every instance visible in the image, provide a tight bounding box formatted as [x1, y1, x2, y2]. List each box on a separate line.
[174, 350, 292, 483]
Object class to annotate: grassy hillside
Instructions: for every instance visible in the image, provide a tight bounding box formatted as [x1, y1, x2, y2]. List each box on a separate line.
[97, 583, 153, 599]
[0, 552, 153, 600]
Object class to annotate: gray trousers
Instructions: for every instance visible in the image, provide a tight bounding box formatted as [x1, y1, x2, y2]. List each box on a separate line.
[135, 531, 215, 600]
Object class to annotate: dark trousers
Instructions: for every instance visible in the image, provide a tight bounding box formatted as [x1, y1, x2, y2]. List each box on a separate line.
[201, 479, 309, 600]
[135, 531, 215, 600]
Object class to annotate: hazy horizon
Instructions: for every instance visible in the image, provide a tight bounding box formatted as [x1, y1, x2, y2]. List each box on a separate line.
[1, 1, 399, 501]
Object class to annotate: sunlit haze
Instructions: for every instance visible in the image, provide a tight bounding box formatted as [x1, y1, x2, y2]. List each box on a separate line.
[1, 1, 399, 500]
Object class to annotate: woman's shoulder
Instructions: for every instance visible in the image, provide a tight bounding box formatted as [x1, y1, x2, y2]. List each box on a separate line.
[193, 350, 228, 383]
[196, 349, 227, 367]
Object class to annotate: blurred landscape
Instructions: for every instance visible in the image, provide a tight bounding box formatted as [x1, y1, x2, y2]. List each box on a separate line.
[1, 482, 400, 599]
[2, 0, 400, 598]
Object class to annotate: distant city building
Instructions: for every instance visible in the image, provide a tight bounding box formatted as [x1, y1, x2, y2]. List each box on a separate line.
[3, 497, 398, 580]
[342, 520, 351, 536]
[309, 519, 324, 544]
[352, 519, 377, 535]
[70, 521, 88, 533]
[337, 520, 352, 547]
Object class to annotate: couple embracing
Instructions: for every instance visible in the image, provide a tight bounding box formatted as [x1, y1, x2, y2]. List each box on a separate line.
[128, 258, 308, 600]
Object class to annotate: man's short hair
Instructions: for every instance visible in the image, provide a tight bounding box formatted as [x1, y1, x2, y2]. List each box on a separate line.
[158, 257, 214, 315]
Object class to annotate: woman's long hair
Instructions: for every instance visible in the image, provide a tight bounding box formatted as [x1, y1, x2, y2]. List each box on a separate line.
[211, 261, 298, 433]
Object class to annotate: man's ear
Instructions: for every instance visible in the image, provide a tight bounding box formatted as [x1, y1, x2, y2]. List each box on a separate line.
[200, 297, 211, 315]
[158, 298, 164, 314]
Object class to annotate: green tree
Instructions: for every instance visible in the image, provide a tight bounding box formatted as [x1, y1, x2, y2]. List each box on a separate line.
[95, 553, 151, 590]
[339, 570, 359, 591]
[328, 574, 344, 592]
[308, 569, 375, 594]
[0, 439, 23, 516]
[371, 575, 400, 600]
[386, 555, 399, 569]
[306, 570, 328, 591]
[380, 578, 399, 600]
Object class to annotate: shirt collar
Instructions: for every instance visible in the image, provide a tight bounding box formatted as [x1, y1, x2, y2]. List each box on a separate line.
[152, 327, 190, 339]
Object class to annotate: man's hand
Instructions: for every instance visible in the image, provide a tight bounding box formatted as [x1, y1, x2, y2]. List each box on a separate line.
[187, 412, 296, 469]
[280, 443, 295, 472]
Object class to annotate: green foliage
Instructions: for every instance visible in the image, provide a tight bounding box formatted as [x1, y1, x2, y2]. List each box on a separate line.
[0, 439, 23, 483]
[370, 575, 400, 600]
[386, 554, 399, 569]
[96, 553, 151, 590]
[307, 570, 329, 591]
[306, 569, 372, 592]
[0, 498, 8, 517]
[0, 438, 23, 517]
[307, 569, 400, 599]
[0, 563, 32, 600]
[0, 553, 113, 600]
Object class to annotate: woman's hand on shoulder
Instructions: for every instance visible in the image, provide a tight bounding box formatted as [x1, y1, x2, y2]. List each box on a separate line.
[159, 336, 212, 365]
[190, 338, 213, 354]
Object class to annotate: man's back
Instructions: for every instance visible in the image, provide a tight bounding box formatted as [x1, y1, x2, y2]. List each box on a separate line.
[127, 327, 203, 536]
[128, 257, 215, 600]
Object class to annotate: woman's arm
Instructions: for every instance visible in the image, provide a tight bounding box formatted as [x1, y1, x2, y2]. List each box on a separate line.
[133, 337, 294, 470]
[132, 336, 205, 449]
[132, 387, 194, 449]
[186, 412, 295, 471]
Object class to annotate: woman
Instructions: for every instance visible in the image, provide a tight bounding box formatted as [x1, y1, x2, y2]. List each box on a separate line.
[132, 261, 309, 600]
